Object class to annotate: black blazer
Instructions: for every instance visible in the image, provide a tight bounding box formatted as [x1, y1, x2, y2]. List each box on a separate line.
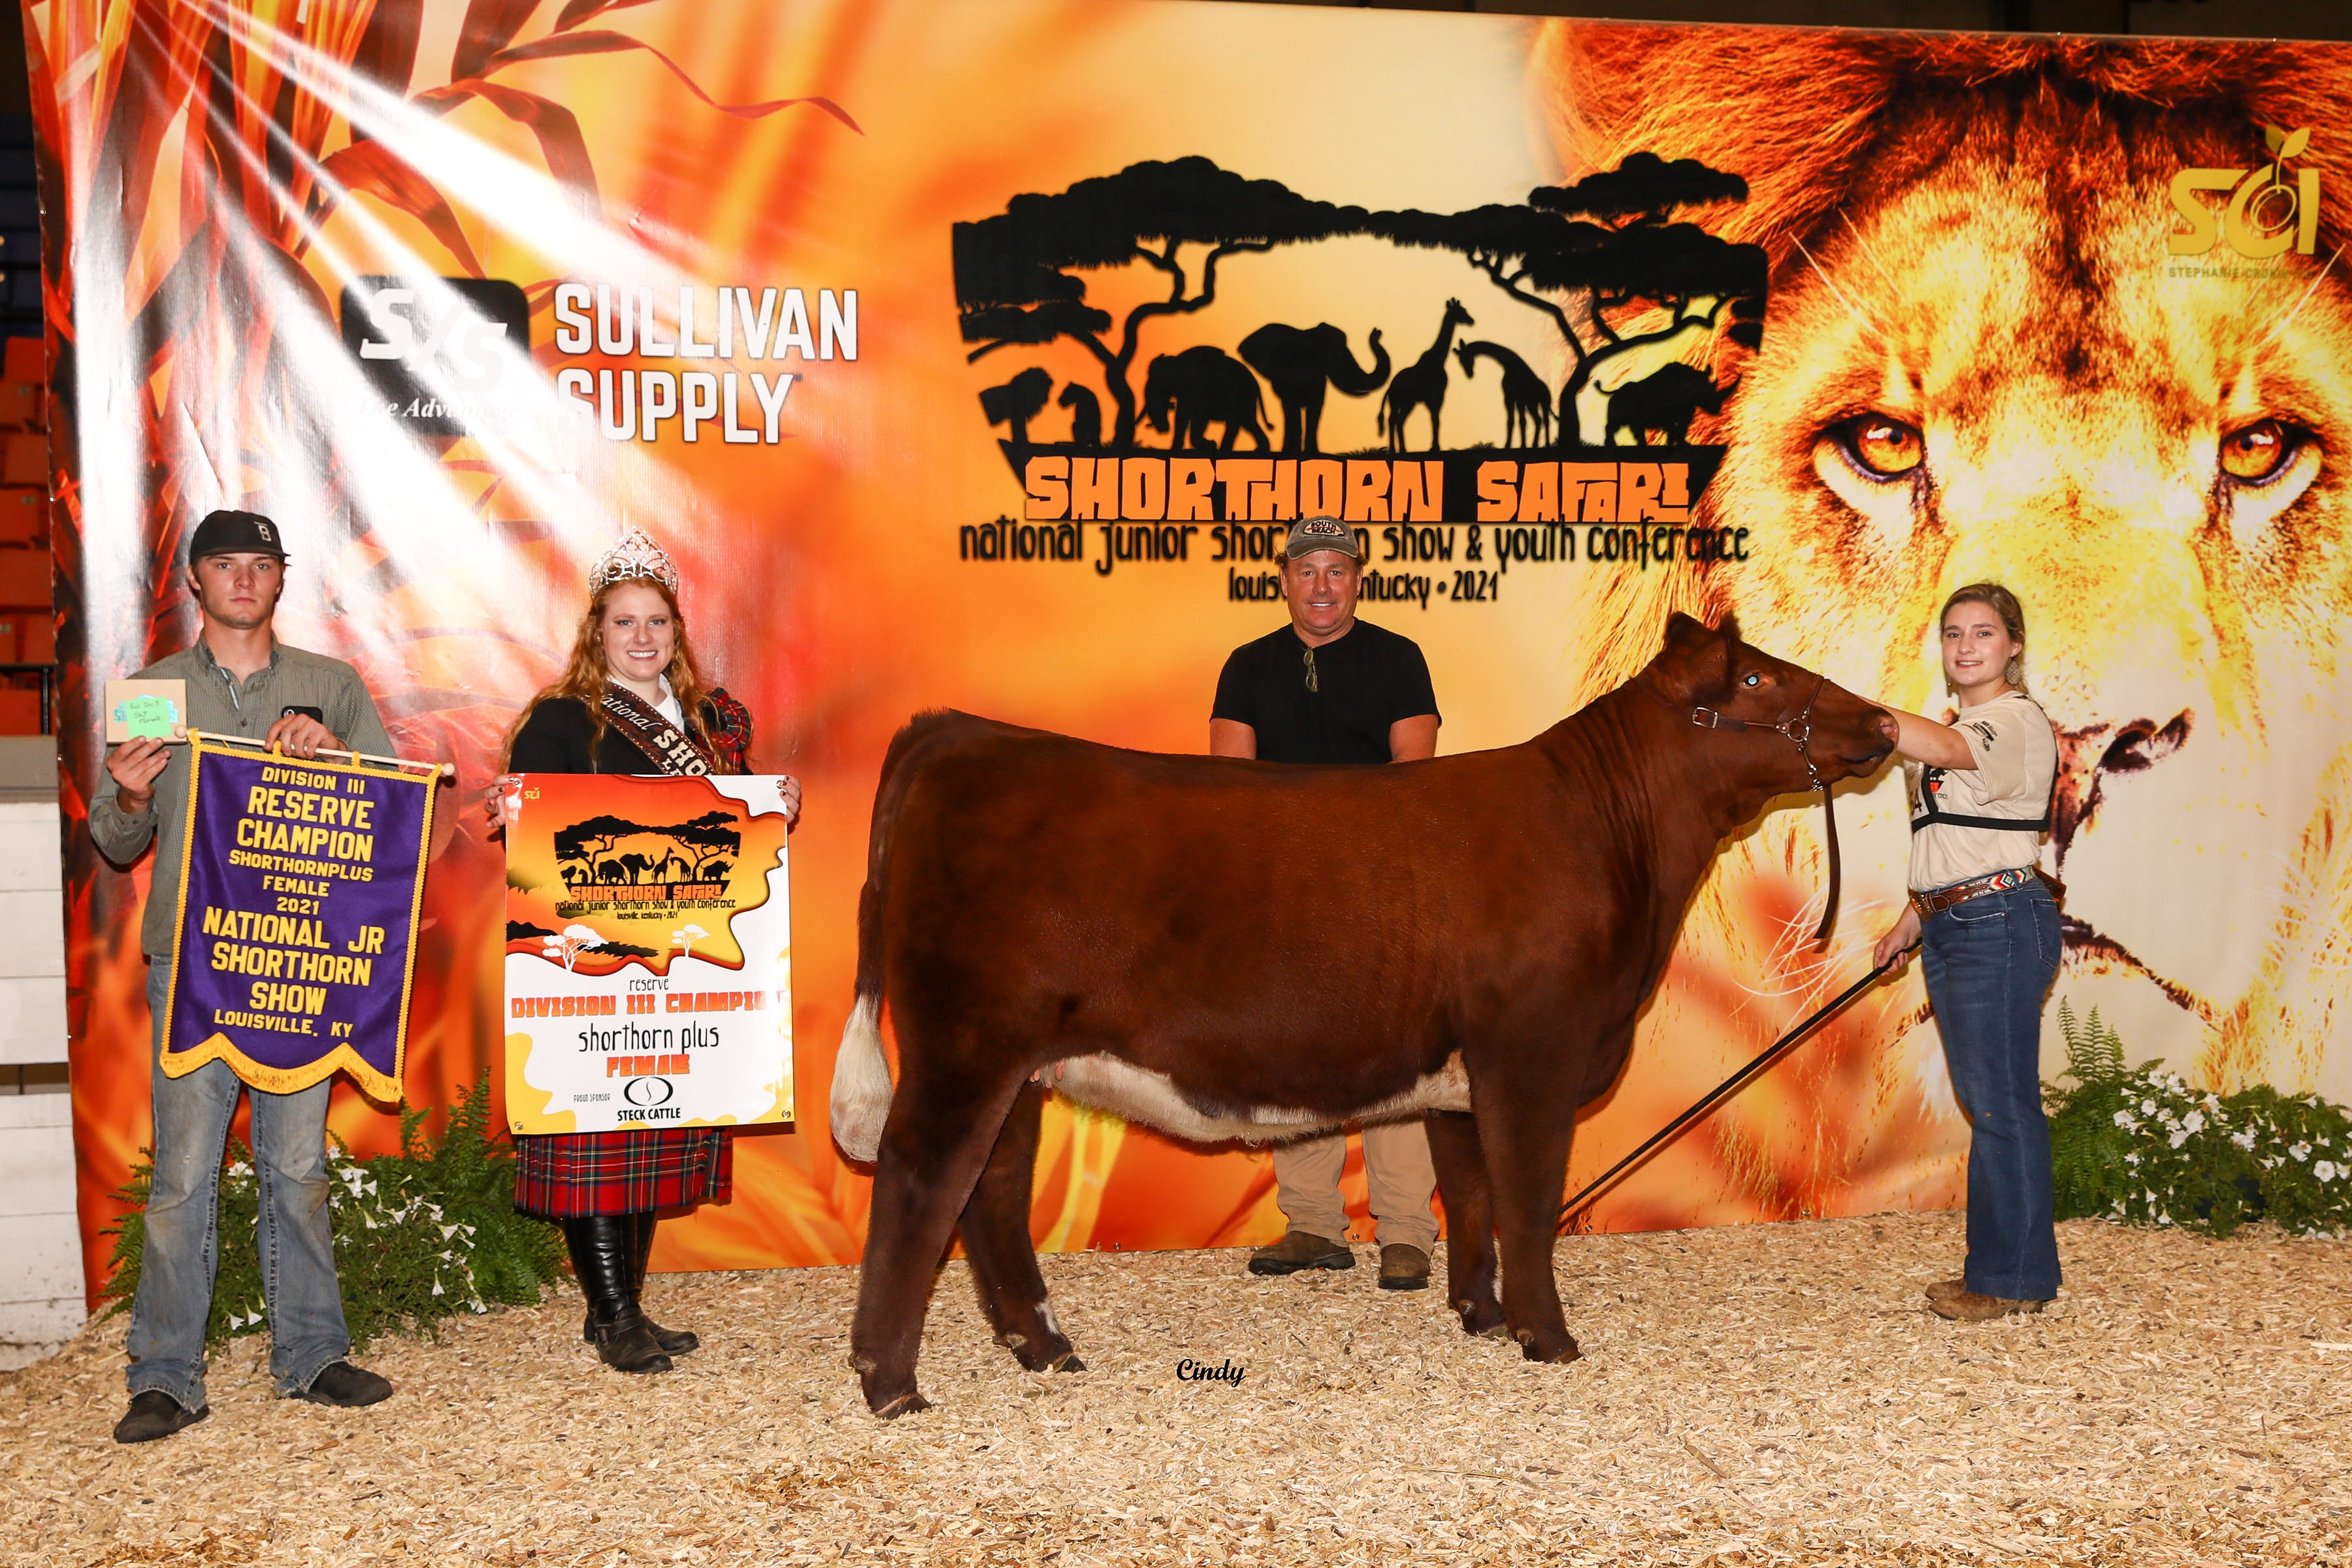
[509, 695, 726, 776]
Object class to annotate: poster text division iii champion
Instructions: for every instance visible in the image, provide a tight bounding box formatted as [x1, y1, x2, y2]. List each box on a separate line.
[502, 774, 794, 1135]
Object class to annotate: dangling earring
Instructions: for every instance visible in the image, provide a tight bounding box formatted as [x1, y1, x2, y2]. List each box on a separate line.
[2005, 654, 2023, 688]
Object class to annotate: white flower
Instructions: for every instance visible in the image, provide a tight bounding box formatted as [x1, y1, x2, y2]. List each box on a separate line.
[2291, 1142, 2312, 1162]
[2115, 1111, 2139, 1130]
[2183, 1111, 2206, 1135]
[2316, 1161, 2340, 1183]
[2141, 1100, 2159, 1116]
[2231, 1131, 2257, 1151]
[2170, 1130, 2191, 1149]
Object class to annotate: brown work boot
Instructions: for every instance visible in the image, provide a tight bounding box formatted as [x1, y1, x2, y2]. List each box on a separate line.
[1248, 1230, 1354, 1276]
[1377, 1243, 1430, 1292]
[1924, 1277, 1968, 1303]
[1930, 1289, 2048, 1322]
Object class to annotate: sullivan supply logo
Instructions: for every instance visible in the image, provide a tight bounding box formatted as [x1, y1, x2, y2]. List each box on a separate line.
[340, 276, 531, 436]
[2168, 125, 2319, 261]
[952, 155, 1766, 591]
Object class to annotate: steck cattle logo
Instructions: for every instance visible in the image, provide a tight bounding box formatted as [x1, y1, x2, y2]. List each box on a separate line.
[2168, 125, 2321, 261]
[951, 155, 1769, 591]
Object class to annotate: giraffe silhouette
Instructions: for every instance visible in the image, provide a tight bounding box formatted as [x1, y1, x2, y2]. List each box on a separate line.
[1379, 299, 1474, 453]
[1453, 340, 1553, 449]
[1058, 382, 1103, 449]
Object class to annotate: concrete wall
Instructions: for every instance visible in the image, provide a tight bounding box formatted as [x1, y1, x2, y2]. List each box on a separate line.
[0, 736, 78, 1369]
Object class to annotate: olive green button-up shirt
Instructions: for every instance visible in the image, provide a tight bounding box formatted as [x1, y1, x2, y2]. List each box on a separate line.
[89, 639, 393, 956]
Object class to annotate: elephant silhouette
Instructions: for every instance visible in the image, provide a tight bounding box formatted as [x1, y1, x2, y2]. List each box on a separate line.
[980, 367, 1054, 448]
[1454, 340, 1554, 449]
[619, 852, 656, 884]
[1379, 299, 1474, 453]
[1143, 346, 1271, 452]
[1238, 323, 1390, 454]
[1603, 362, 1735, 446]
[1058, 382, 1103, 449]
[597, 860, 628, 884]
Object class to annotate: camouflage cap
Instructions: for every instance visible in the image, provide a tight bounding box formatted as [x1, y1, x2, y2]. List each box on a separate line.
[1280, 515, 1360, 561]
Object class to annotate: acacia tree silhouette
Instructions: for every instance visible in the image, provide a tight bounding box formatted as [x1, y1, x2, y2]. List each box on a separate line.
[1382, 153, 1765, 447]
[955, 157, 1375, 448]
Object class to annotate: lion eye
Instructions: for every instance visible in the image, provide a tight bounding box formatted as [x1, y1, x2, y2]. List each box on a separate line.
[1833, 414, 1925, 482]
[2219, 418, 2300, 484]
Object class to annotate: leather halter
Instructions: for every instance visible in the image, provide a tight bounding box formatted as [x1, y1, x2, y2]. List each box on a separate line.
[1638, 669, 1842, 948]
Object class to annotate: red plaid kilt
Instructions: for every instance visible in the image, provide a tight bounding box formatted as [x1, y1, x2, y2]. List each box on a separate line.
[512, 1128, 732, 1218]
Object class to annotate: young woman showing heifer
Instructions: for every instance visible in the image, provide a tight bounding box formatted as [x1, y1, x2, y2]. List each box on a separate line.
[493, 525, 799, 1373]
[1870, 583, 2063, 1322]
[830, 614, 1897, 1417]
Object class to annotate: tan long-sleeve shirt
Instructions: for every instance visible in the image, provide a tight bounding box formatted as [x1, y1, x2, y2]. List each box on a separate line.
[89, 639, 392, 956]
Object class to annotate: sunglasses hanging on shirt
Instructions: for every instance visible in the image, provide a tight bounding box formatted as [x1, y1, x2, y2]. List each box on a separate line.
[1302, 647, 1318, 694]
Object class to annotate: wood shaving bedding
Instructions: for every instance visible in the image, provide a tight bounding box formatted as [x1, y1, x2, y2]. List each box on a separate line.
[1, 1213, 2346, 1567]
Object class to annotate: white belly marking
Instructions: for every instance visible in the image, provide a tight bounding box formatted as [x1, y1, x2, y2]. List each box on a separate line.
[1045, 1053, 1470, 1144]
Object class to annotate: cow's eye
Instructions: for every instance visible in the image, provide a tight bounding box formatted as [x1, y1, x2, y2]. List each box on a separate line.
[2219, 417, 2305, 485]
[1832, 414, 1925, 482]
[1742, 673, 1761, 687]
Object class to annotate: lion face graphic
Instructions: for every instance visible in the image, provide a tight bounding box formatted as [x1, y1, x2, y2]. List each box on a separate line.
[1548, 26, 2352, 1130]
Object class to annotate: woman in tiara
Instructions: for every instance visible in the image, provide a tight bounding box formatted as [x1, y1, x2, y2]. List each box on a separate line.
[495, 524, 800, 1373]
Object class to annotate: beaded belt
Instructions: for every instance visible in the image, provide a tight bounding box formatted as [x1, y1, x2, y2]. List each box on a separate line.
[1910, 865, 2053, 919]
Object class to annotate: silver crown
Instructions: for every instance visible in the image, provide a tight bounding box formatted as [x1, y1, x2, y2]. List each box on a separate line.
[587, 523, 679, 595]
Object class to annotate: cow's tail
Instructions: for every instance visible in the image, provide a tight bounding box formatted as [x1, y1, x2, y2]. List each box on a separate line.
[829, 711, 972, 1162]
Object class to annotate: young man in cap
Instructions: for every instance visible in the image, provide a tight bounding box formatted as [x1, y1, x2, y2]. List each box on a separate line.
[1210, 515, 1443, 1291]
[90, 509, 399, 1443]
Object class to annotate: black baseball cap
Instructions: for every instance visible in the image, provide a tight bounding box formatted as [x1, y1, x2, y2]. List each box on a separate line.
[188, 509, 288, 562]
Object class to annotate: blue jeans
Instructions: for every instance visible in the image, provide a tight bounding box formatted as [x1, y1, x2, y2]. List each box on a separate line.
[1920, 883, 2064, 1301]
[125, 960, 353, 1406]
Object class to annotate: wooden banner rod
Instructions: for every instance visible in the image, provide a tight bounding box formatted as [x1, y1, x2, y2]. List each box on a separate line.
[188, 727, 456, 781]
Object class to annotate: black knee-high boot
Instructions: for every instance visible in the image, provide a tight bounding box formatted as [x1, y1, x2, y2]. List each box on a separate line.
[629, 1211, 699, 1356]
[562, 1215, 671, 1373]
[579, 1213, 698, 1356]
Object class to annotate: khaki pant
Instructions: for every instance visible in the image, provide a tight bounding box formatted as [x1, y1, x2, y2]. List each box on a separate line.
[1271, 1119, 1439, 1253]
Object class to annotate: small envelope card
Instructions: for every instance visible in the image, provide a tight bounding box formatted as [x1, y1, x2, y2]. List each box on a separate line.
[105, 679, 189, 744]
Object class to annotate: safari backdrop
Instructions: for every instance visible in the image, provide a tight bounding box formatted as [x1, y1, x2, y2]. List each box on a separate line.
[31, 0, 2352, 1300]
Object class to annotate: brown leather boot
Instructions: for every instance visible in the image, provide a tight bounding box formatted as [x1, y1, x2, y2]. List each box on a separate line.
[1247, 1230, 1354, 1275]
[1377, 1243, 1430, 1291]
[1930, 1289, 2048, 1322]
[1924, 1277, 1968, 1303]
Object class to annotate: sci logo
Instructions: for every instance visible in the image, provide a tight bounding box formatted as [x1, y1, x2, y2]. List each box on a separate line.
[2168, 125, 2320, 260]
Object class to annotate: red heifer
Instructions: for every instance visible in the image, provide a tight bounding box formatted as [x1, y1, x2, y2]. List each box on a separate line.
[831, 614, 1896, 1416]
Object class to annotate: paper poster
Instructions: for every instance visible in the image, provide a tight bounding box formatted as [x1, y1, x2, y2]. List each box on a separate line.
[501, 772, 794, 1134]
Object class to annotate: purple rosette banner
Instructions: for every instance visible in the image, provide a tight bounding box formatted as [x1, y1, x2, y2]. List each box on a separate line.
[161, 737, 440, 1101]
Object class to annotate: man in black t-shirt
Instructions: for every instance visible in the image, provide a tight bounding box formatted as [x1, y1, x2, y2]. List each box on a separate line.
[1211, 515, 1441, 1292]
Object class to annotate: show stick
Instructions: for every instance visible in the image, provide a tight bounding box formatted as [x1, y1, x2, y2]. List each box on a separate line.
[1556, 950, 1908, 1233]
[186, 727, 457, 780]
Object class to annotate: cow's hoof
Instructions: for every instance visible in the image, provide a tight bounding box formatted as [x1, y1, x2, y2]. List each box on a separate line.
[1050, 1352, 1087, 1373]
[870, 1389, 932, 1420]
[1454, 1297, 1507, 1339]
[1513, 1328, 1582, 1365]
